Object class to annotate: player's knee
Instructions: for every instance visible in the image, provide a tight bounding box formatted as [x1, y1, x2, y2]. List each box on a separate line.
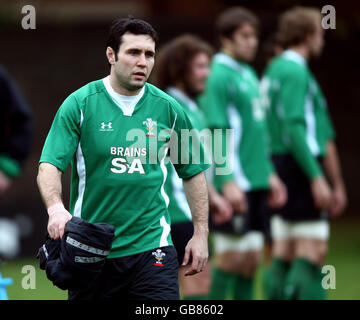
[295, 238, 328, 266]
[215, 251, 245, 274]
[244, 251, 261, 277]
[316, 242, 328, 266]
[272, 239, 294, 262]
[231, 251, 260, 277]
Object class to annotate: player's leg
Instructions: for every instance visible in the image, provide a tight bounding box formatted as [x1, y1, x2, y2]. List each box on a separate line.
[129, 246, 180, 300]
[211, 190, 267, 300]
[284, 220, 329, 300]
[171, 221, 211, 299]
[178, 262, 211, 300]
[210, 231, 263, 300]
[263, 215, 293, 300]
[231, 190, 268, 299]
[209, 243, 235, 300]
[233, 245, 262, 300]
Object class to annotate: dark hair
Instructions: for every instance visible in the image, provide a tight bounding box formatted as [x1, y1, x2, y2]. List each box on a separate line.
[151, 34, 213, 91]
[106, 17, 158, 56]
[277, 7, 321, 48]
[216, 6, 259, 40]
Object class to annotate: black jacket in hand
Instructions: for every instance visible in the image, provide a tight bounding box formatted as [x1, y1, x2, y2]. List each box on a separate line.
[37, 216, 115, 291]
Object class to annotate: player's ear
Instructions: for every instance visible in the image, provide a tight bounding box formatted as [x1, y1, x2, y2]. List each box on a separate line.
[106, 47, 116, 65]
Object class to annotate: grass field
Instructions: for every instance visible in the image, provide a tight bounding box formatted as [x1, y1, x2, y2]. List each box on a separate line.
[1, 216, 359, 300]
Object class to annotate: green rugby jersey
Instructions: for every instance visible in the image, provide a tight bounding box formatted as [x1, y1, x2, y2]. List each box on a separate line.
[164, 87, 207, 224]
[39, 79, 209, 258]
[202, 52, 273, 192]
[261, 50, 335, 179]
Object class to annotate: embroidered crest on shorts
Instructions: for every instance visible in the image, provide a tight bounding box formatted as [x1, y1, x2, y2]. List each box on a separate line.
[152, 249, 165, 267]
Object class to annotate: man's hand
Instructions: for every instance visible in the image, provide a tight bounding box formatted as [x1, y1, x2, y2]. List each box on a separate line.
[311, 176, 332, 211]
[182, 172, 209, 276]
[329, 185, 347, 218]
[182, 229, 209, 276]
[322, 141, 347, 217]
[0, 170, 11, 196]
[268, 174, 288, 208]
[209, 190, 233, 224]
[47, 203, 72, 240]
[222, 181, 248, 213]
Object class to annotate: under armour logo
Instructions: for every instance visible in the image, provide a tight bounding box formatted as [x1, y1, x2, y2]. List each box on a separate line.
[100, 122, 113, 131]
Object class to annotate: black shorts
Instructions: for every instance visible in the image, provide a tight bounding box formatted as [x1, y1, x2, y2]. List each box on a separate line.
[171, 221, 193, 266]
[271, 154, 327, 222]
[68, 246, 179, 300]
[209, 190, 270, 237]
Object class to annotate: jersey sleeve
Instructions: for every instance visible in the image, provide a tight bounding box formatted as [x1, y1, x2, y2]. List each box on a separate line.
[202, 72, 230, 129]
[280, 69, 323, 180]
[317, 85, 336, 143]
[169, 102, 210, 179]
[262, 118, 276, 176]
[202, 72, 235, 189]
[39, 94, 81, 172]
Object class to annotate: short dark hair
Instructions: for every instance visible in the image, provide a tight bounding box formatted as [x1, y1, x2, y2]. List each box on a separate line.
[151, 34, 213, 91]
[216, 7, 259, 40]
[106, 17, 158, 56]
[277, 7, 321, 48]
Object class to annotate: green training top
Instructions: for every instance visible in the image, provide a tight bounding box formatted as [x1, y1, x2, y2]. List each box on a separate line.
[202, 52, 273, 192]
[39, 79, 209, 258]
[164, 87, 208, 224]
[261, 49, 335, 179]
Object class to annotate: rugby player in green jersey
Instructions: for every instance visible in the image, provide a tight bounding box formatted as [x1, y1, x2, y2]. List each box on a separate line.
[152, 35, 232, 299]
[261, 7, 347, 300]
[37, 17, 210, 300]
[202, 7, 287, 300]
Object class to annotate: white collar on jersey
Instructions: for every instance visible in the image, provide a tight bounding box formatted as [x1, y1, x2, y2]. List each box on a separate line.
[213, 52, 245, 73]
[213, 52, 258, 87]
[103, 75, 145, 117]
[166, 87, 198, 112]
[282, 49, 307, 67]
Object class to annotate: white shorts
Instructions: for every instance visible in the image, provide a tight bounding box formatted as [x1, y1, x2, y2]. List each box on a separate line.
[212, 231, 264, 254]
[270, 215, 329, 241]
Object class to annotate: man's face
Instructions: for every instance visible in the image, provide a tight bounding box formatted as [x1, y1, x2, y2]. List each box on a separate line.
[308, 23, 325, 57]
[228, 23, 258, 62]
[185, 52, 210, 97]
[108, 32, 155, 93]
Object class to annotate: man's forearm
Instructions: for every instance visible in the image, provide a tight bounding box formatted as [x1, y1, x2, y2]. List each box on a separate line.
[182, 171, 209, 234]
[285, 123, 323, 180]
[323, 141, 345, 188]
[37, 162, 63, 209]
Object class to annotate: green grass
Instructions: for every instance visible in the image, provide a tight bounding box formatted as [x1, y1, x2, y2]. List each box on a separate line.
[326, 217, 360, 299]
[1, 216, 359, 300]
[1, 258, 67, 300]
